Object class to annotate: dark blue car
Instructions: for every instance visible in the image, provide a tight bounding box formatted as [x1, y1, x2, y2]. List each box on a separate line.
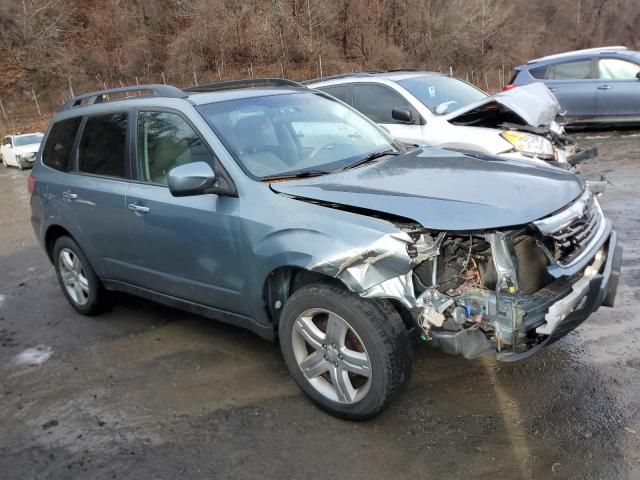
[508, 46, 640, 126]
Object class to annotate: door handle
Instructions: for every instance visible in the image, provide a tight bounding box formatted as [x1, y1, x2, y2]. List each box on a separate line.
[62, 191, 78, 200]
[128, 203, 150, 214]
[597, 85, 612, 90]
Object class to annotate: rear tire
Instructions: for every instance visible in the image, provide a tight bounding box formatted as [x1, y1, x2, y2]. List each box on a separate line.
[53, 236, 108, 315]
[279, 282, 411, 420]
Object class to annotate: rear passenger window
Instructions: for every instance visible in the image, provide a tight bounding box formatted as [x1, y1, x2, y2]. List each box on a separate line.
[42, 117, 82, 171]
[78, 113, 128, 178]
[136, 111, 215, 185]
[320, 85, 351, 104]
[353, 84, 414, 124]
[545, 60, 593, 80]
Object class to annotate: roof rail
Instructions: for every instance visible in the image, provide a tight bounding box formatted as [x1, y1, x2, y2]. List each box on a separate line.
[63, 84, 187, 110]
[184, 78, 304, 93]
[528, 46, 628, 63]
[302, 72, 375, 85]
[385, 68, 424, 73]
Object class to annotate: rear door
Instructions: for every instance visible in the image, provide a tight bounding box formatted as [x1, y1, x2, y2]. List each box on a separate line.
[595, 57, 640, 118]
[316, 84, 352, 105]
[122, 109, 245, 314]
[61, 112, 131, 279]
[538, 58, 597, 120]
[351, 83, 424, 143]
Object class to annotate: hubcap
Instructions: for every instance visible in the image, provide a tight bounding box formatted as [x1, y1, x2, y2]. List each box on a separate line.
[291, 308, 372, 404]
[58, 248, 90, 306]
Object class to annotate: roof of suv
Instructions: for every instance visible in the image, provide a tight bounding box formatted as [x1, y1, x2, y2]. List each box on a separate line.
[59, 79, 310, 116]
[517, 46, 640, 69]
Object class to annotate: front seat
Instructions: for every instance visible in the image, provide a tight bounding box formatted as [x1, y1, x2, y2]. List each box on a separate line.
[233, 116, 289, 176]
[149, 137, 191, 184]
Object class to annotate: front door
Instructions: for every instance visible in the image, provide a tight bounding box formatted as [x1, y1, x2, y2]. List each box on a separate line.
[351, 83, 425, 143]
[122, 110, 246, 315]
[595, 57, 640, 118]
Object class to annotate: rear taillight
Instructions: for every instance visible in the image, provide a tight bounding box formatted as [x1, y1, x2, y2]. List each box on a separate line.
[27, 174, 36, 195]
[501, 84, 517, 92]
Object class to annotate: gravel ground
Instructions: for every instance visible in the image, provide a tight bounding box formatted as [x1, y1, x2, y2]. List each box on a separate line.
[0, 132, 638, 480]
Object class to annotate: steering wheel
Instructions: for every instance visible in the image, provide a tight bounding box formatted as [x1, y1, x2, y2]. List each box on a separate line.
[308, 142, 338, 159]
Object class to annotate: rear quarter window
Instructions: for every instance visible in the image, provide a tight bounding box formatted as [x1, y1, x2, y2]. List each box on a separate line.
[529, 65, 547, 79]
[42, 117, 82, 171]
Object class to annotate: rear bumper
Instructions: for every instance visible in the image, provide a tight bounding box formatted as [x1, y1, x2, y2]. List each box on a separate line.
[498, 229, 622, 362]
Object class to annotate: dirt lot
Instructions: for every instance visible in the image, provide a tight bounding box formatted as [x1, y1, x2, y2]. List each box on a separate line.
[1, 133, 639, 480]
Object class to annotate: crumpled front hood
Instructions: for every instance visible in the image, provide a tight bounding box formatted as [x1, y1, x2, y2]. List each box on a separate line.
[271, 147, 584, 231]
[445, 82, 560, 127]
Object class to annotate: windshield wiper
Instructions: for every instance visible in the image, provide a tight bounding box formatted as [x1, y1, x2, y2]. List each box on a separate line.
[340, 149, 400, 171]
[261, 169, 332, 182]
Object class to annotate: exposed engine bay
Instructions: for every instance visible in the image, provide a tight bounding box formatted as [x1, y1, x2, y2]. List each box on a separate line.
[308, 188, 614, 361]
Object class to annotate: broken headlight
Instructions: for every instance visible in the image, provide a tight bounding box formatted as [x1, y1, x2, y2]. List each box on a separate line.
[501, 130, 555, 160]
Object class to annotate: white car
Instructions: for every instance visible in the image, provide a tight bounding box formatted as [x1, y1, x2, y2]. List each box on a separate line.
[307, 71, 595, 167]
[1, 133, 44, 170]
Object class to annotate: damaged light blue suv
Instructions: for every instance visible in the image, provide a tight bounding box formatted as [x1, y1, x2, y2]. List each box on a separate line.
[29, 79, 622, 420]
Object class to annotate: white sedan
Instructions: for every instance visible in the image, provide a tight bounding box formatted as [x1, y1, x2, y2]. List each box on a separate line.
[1, 133, 44, 169]
[307, 72, 596, 167]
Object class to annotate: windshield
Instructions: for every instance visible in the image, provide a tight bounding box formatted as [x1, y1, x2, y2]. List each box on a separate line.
[14, 134, 43, 146]
[398, 76, 487, 115]
[197, 92, 396, 179]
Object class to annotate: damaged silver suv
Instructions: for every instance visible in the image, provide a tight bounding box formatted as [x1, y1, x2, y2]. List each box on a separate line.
[30, 79, 622, 420]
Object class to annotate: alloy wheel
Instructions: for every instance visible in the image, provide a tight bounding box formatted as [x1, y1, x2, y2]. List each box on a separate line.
[58, 248, 90, 306]
[291, 308, 372, 404]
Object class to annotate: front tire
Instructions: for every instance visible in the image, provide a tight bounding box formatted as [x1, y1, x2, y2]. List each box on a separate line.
[279, 282, 411, 420]
[53, 236, 107, 315]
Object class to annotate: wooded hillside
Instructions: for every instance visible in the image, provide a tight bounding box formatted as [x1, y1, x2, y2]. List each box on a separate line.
[0, 0, 638, 132]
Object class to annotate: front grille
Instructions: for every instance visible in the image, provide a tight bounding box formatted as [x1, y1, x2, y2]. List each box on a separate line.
[543, 192, 602, 265]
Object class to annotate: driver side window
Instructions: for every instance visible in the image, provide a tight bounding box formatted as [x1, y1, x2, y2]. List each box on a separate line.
[352, 84, 415, 124]
[136, 111, 215, 185]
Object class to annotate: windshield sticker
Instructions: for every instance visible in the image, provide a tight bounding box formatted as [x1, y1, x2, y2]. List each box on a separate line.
[428, 86, 436, 98]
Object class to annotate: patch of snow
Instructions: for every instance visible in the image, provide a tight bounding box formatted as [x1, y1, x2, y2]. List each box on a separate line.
[15, 345, 52, 366]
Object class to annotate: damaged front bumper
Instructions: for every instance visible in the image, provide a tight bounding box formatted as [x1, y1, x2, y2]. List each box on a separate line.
[497, 229, 621, 361]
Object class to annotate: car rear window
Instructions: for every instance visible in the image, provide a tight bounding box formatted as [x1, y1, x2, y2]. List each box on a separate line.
[78, 113, 128, 178]
[42, 117, 82, 171]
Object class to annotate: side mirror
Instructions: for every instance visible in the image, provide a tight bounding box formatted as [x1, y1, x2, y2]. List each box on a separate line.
[168, 161, 217, 197]
[636, 71, 640, 79]
[391, 106, 413, 123]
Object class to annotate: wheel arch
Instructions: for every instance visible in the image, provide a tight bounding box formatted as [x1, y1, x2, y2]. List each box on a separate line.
[263, 266, 344, 331]
[262, 266, 414, 336]
[44, 224, 74, 263]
